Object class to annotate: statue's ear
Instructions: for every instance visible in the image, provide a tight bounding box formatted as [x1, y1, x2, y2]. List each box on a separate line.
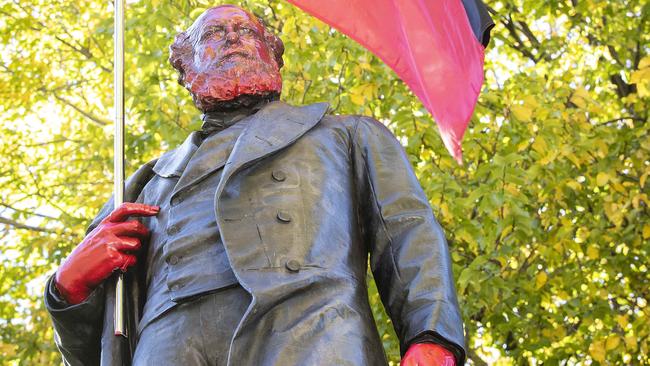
[265, 32, 285, 69]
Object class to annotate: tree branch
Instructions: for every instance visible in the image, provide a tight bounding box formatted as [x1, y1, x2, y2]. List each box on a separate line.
[0, 216, 55, 233]
[595, 116, 645, 127]
[466, 348, 489, 366]
[0, 202, 59, 220]
[51, 93, 110, 126]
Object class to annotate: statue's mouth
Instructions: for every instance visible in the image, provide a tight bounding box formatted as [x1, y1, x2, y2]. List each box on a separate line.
[217, 51, 250, 65]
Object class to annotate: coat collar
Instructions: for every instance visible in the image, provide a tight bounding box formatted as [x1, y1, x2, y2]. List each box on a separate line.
[171, 121, 247, 196]
[152, 132, 201, 178]
[153, 100, 330, 181]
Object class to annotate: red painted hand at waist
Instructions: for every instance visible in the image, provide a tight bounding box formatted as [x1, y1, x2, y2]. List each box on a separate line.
[401, 343, 456, 366]
[54, 203, 159, 304]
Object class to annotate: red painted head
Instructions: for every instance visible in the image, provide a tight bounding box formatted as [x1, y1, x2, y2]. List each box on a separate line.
[170, 5, 284, 112]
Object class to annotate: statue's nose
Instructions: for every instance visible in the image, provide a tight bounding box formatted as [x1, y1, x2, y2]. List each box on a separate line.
[225, 31, 239, 43]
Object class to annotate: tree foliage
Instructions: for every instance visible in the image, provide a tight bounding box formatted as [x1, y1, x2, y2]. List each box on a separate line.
[0, 0, 648, 365]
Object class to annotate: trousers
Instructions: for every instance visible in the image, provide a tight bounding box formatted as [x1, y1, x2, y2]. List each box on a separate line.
[132, 285, 251, 366]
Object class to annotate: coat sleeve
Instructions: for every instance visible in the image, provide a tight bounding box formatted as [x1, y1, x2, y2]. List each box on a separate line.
[351, 116, 466, 364]
[44, 159, 158, 366]
[44, 275, 105, 366]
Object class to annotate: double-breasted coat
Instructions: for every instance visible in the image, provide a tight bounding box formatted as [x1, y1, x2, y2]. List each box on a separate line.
[45, 101, 466, 365]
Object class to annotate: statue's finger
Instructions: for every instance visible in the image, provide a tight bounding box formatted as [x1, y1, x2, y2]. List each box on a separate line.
[103, 202, 159, 223]
[111, 236, 142, 251]
[109, 220, 149, 238]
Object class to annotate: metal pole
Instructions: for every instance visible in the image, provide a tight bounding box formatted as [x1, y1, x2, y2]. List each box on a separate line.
[113, 0, 127, 338]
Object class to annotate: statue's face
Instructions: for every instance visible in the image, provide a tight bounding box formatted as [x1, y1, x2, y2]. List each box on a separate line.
[192, 6, 275, 75]
[172, 5, 283, 111]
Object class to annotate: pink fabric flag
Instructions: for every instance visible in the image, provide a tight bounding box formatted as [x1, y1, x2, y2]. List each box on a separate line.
[286, 0, 488, 163]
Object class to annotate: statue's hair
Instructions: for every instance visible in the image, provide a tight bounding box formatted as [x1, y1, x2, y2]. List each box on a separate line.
[169, 5, 284, 86]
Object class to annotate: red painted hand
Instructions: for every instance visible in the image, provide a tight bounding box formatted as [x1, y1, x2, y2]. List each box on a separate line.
[401, 343, 456, 366]
[54, 203, 159, 304]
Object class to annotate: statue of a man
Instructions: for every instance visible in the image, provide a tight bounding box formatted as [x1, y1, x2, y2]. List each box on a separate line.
[46, 5, 466, 366]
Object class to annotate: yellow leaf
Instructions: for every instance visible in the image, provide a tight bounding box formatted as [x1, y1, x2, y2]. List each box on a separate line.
[611, 182, 626, 194]
[566, 180, 581, 191]
[625, 335, 638, 350]
[352, 65, 362, 77]
[587, 245, 600, 260]
[439, 202, 450, 219]
[500, 224, 513, 239]
[523, 95, 540, 110]
[494, 256, 508, 267]
[532, 137, 548, 154]
[540, 150, 558, 166]
[633, 194, 648, 209]
[631, 58, 650, 97]
[535, 271, 548, 289]
[616, 315, 628, 329]
[350, 93, 365, 106]
[606, 335, 620, 351]
[643, 224, 650, 239]
[596, 172, 609, 186]
[571, 87, 591, 109]
[639, 55, 650, 69]
[575, 227, 590, 243]
[630, 67, 650, 84]
[504, 183, 521, 197]
[595, 140, 609, 158]
[349, 84, 375, 105]
[0, 343, 17, 357]
[604, 202, 624, 227]
[512, 105, 533, 122]
[589, 341, 606, 363]
[359, 62, 373, 71]
[599, 289, 608, 299]
[517, 141, 529, 152]
[566, 153, 582, 168]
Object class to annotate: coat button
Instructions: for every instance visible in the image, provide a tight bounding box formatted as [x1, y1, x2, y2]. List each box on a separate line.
[167, 255, 179, 265]
[276, 210, 292, 223]
[167, 225, 180, 235]
[170, 196, 182, 206]
[285, 259, 301, 272]
[170, 283, 183, 291]
[272, 170, 287, 182]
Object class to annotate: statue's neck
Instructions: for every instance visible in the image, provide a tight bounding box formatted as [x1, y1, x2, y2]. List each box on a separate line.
[199, 94, 277, 138]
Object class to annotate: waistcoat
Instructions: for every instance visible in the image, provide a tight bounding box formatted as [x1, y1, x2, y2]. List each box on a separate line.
[137, 121, 248, 333]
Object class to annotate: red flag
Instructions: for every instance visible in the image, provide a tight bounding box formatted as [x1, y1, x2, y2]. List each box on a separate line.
[286, 0, 489, 163]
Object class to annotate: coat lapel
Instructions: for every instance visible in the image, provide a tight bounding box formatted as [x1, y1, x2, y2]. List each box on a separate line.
[152, 132, 201, 178]
[218, 101, 330, 194]
[171, 121, 247, 197]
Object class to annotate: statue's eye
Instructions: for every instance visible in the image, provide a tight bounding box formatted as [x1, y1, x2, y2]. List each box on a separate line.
[202, 27, 226, 40]
[239, 27, 253, 35]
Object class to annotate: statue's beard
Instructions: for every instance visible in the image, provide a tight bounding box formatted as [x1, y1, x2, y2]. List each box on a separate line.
[182, 58, 282, 112]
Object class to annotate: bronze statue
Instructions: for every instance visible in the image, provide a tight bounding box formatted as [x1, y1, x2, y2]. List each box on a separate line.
[46, 5, 467, 365]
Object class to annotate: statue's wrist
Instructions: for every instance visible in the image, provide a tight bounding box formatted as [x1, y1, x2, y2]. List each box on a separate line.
[54, 271, 89, 305]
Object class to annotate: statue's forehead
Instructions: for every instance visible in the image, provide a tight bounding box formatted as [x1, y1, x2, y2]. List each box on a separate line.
[196, 6, 260, 28]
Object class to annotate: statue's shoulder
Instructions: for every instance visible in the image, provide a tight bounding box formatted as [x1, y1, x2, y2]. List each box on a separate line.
[127, 158, 159, 185]
[318, 112, 387, 134]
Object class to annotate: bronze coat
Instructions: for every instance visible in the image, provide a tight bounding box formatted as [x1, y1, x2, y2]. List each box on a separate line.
[46, 101, 466, 365]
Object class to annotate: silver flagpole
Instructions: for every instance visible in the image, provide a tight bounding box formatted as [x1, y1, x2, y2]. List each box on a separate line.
[113, 0, 127, 337]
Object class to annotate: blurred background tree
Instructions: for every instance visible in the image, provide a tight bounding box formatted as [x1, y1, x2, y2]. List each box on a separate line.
[0, 0, 648, 364]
